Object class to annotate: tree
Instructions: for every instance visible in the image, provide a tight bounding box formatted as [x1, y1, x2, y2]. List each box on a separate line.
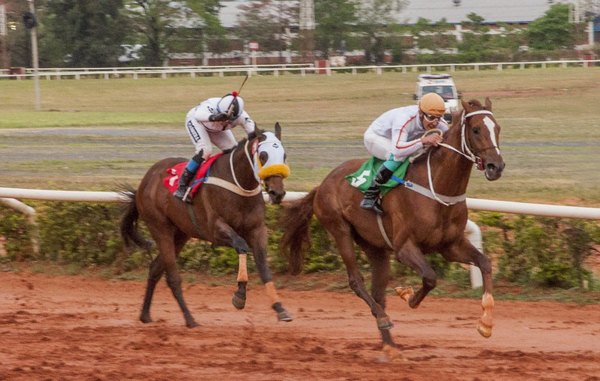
[457, 12, 493, 62]
[184, 0, 228, 57]
[527, 3, 574, 50]
[44, 0, 128, 67]
[125, 0, 180, 66]
[357, 0, 407, 64]
[236, 0, 298, 55]
[314, 0, 358, 57]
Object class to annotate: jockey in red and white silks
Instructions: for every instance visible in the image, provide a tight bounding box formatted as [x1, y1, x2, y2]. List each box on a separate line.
[175, 92, 256, 202]
[185, 95, 256, 161]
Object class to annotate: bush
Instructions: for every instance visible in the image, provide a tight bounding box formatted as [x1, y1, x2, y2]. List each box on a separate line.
[1, 201, 598, 291]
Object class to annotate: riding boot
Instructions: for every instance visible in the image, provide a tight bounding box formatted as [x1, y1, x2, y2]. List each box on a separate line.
[173, 168, 197, 203]
[174, 151, 204, 203]
[360, 165, 394, 214]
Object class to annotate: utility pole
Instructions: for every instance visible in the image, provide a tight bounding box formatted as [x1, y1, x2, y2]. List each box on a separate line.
[0, 3, 8, 70]
[299, 0, 315, 62]
[27, 0, 41, 111]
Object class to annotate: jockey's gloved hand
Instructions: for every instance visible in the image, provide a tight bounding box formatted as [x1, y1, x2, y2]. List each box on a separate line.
[209, 113, 229, 122]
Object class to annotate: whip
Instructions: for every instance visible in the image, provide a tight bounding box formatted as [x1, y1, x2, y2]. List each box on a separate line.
[227, 74, 249, 117]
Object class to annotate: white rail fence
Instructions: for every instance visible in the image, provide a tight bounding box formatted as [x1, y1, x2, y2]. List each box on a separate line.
[1, 187, 600, 288]
[1, 59, 598, 80]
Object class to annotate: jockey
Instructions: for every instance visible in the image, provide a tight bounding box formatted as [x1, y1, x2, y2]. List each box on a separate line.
[360, 92, 450, 214]
[174, 92, 256, 202]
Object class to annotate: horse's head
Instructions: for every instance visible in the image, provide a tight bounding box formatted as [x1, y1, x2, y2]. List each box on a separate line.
[253, 122, 289, 204]
[460, 98, 505, 181]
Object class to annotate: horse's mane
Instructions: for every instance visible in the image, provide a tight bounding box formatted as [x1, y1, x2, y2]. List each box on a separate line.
[221, 127, 265, 155]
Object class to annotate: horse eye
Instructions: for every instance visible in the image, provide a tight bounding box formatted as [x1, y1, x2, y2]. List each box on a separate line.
[259, 151, 269, 165]
[473, 127, 480, 135]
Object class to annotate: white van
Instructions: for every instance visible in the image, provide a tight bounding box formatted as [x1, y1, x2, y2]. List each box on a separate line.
[413, 74, 461, 123]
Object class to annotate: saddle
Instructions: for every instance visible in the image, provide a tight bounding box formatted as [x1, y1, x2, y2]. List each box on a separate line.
[163, 153, 223, 198]
[346, 157, 410, 195]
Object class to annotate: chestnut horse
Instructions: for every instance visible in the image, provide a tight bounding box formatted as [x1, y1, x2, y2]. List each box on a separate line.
[120, 123, 292, 328]
[281, 99, 504, 353]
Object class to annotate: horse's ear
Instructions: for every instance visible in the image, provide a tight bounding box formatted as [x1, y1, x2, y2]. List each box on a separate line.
[461, 99, 470, 112]
[274, 122, 282, 140]
[485, 97, 492, 111]
[255, 127, 264, 139]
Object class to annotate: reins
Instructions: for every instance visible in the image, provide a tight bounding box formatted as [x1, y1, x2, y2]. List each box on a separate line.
[204, 139, 262, 197]
[420, 109, 496, 206]
[229, 139, 262, 192]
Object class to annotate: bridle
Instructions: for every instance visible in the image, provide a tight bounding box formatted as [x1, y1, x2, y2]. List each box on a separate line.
[421, 108, 498, 206]
[437, 109, 497, 170]
[222, 134, 289, 196]
[229, 138, 262, 193]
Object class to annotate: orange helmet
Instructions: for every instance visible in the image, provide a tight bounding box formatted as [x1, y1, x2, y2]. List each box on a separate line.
[419, 93, 445, 117]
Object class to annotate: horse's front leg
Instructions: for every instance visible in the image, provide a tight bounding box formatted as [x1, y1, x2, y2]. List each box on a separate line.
[442, 238, 494, 338]
[231, 252, 248, 310]
[247, 227, 293, 322]
[394, 240, 437, 309]
[214, 221, 251, 311]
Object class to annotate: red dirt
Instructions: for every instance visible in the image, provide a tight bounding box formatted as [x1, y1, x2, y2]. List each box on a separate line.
[1, 271, 599, 381]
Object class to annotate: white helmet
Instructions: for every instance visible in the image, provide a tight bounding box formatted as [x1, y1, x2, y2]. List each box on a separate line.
[217, 92, 245, 119]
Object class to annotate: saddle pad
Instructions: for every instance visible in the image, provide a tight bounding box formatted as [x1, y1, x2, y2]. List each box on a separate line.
[345, 157, 410, 195]
[163, 153, 223, 195]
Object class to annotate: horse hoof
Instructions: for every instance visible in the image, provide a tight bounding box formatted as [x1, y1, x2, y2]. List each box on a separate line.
[232, 294, 246, 310]
[394, 286, 414, 302]
[477, 323, 492, 338]
[186, 320, 200, 329]
[377, 316, 393, 330]
[381, 344, 405, 362]
[277, 310, 293, 322]
[272, 302, 293, 322]
[139, 315, 152, 324]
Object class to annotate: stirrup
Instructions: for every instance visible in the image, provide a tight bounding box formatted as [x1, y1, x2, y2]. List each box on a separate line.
[360, 196, 383, 215]
[174, 187, 192, 203]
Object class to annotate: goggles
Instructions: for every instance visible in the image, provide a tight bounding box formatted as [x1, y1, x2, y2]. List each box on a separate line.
[422, 112, 442, 122]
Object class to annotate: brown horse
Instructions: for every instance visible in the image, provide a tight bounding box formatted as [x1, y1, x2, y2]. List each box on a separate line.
[281, 99, 504, 353]
[120, 123, 292, 328]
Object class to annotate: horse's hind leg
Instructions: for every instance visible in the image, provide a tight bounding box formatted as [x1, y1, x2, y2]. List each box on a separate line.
[442, 238, 494, 338]
[334, 231, 392, 331]
[358, 241, 396, 348]
[149, 230, 198, 328]
[394, 240, 437, 309]
[140, 256, 164, 324]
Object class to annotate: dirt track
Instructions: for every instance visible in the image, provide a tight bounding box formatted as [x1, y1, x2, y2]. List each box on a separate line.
[1, 271, 599, 381]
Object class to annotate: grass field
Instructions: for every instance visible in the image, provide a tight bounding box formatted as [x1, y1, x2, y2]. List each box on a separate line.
[1, 67, 600, 205]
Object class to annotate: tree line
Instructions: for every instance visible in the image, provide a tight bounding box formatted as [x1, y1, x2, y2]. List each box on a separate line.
[1, 0, 589, 68]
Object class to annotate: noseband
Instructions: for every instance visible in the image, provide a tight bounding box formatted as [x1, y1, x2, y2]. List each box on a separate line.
[228, 135, 289, 193]
[419, 108, 498, 206]
[438, 109, 498, 171]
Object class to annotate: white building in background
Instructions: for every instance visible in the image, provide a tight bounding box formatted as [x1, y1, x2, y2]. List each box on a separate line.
[219, 0, 593, 27]
[174, 0, 598, 66]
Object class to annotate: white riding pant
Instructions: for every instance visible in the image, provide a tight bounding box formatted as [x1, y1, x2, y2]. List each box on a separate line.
[185, 112, 237, 160]
[364, 129, 392, 161]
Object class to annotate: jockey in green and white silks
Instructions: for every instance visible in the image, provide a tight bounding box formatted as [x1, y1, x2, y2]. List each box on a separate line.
[360, 93, 450, 214]
[175, 92, 256, 202]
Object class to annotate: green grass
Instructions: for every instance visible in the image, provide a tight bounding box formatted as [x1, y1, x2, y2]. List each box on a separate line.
[1, 67, 600, 204]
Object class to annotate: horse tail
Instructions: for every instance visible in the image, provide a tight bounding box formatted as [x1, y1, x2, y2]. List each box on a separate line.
[119, 187, 153, 251]
[280, 187, 317, 275]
